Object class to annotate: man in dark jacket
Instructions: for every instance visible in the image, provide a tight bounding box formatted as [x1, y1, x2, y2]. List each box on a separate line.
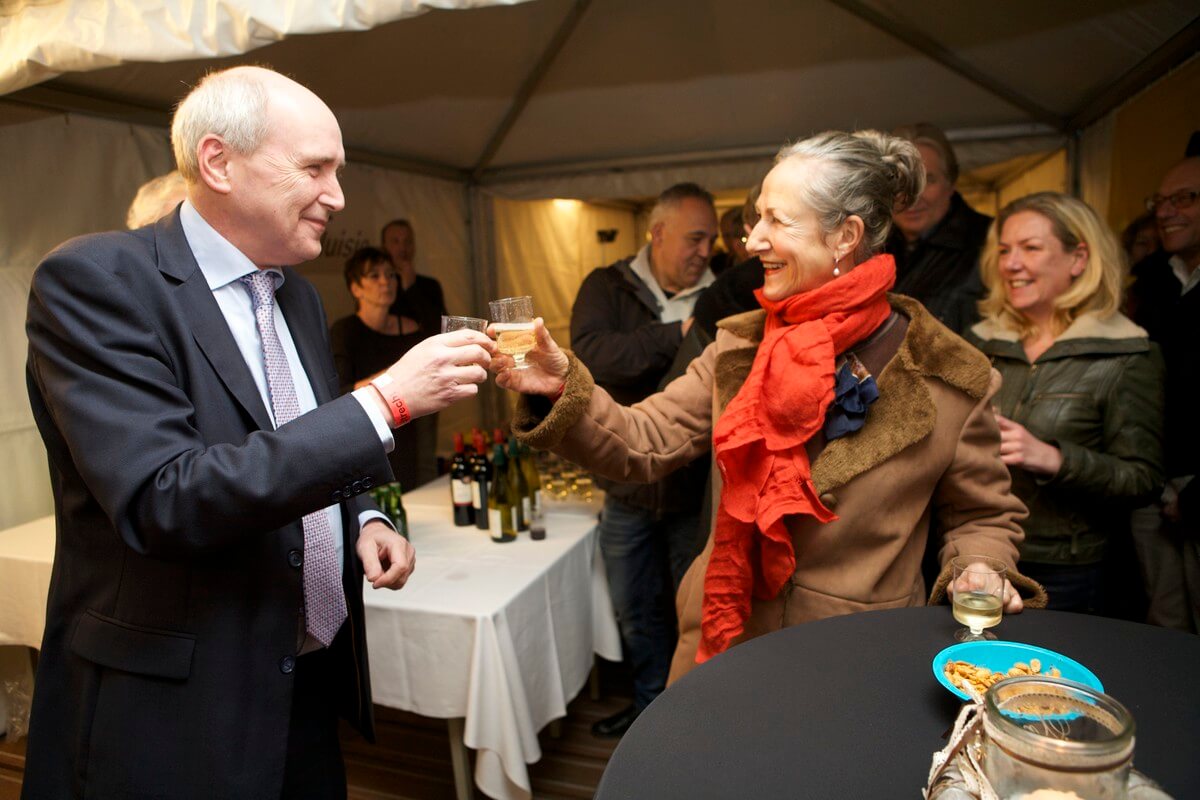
[570, 183, 717, 736]
[887, 123, 992, 335]
[1127, 155, 1200, 632]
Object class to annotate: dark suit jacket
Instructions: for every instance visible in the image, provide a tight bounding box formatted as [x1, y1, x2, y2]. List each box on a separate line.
[23, 210, 394, 799]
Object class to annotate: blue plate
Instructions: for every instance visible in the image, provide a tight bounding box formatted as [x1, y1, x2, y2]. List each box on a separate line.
[933, 641, 1103, 701]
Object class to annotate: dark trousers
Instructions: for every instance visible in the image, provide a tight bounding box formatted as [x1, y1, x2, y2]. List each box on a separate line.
[1020, 562, 1104, 614]
[281, 635, 347, 800]
[598, 496, 705, 711]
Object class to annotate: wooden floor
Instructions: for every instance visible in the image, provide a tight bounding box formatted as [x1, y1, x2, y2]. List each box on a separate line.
[0, 665, 631, 800]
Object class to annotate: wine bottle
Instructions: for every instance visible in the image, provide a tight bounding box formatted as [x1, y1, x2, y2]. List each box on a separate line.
[507, 439, 530, 531]
[489, 444, 517, 542]
[450, 432, 473, 526]
[519, 441, 543, 521]
[372, 482, 409, 540]
[471, 430, 491, 531]
[392, 483, 409, 540]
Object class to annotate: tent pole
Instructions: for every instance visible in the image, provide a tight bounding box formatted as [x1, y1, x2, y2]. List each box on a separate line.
[466, 185, 507, 430]
[470, 0, 594, 182]
[1067, 134, 1081, 199]
[825, 0, 1063, 131]
[1064, 19, 1200, 134]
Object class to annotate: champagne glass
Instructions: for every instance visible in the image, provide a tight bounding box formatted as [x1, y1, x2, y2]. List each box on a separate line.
[950, 556, 1006, 642]
[489, 296, 536, 369]
[441, 315, 489, 333]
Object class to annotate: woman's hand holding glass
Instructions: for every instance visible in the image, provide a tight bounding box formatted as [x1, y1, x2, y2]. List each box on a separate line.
[948, 555, 1024, 641]
[492, 318, 570, 396]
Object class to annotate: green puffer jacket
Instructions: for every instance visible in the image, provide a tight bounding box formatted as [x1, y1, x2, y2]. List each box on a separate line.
[967, 312, 1165, 566]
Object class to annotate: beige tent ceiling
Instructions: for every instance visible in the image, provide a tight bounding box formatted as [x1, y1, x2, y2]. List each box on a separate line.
[3, 0, 1198, 189]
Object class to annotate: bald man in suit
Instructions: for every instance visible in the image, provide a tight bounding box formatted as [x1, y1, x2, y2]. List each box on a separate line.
[23, 66, 493, 799]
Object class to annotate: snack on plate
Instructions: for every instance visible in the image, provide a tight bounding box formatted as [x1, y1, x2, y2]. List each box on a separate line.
[943, 657, 1062, 697]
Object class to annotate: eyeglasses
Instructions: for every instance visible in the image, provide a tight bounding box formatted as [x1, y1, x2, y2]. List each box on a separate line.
[1145, 189, 1199, 213]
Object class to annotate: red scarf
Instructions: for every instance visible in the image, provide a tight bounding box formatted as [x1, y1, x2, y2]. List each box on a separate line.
[699, 254, 896, 662]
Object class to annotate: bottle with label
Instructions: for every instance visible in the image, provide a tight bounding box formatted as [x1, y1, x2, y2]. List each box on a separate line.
[507, 439, 530, 531]
[519, 441, 543, 521]
[489, 443, 517, 542]
[450, 432, 474, 526]
[471, 430, 491, 531]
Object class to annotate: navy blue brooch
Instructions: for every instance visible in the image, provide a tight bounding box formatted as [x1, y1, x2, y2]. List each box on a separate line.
[824, 354, 879, 441]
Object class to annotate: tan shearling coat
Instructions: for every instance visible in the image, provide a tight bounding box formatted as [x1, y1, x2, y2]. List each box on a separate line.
[514, 295, 1040, 684]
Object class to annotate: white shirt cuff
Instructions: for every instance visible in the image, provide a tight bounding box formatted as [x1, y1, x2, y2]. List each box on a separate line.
[352, 387, 395, 453]
[358, 509, 393, 532]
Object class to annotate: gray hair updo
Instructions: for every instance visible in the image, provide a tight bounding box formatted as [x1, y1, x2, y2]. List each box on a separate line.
[775, 130, 925, 258]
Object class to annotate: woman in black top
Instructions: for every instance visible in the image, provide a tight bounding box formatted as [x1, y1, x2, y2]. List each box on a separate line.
[330, 246, 436, 490]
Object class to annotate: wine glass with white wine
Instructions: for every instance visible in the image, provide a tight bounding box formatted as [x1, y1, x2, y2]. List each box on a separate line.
[489, 295, 536, 370]
[950, 555, 1006, 642]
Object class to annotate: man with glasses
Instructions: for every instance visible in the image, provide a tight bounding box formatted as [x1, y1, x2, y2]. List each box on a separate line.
[1128, 155, 1200, 633]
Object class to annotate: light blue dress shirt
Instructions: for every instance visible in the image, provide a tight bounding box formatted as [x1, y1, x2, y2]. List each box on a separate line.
[179, 201, 395, 570]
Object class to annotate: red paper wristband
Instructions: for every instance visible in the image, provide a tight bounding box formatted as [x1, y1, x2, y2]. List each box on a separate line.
[370, 374, 411, 428]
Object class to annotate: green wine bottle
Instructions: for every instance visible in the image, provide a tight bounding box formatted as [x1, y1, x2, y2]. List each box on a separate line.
[489, 444, 516, 543]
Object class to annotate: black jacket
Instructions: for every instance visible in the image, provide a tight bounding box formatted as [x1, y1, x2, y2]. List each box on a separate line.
[569, 257, 708, 512]
[692, 256, 764, 341]
[886, 192, 991, 335]
[1127, 250, 1200, 482]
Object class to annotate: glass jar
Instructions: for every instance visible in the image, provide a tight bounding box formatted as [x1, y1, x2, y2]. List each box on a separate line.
[981, 676, 1135, 800]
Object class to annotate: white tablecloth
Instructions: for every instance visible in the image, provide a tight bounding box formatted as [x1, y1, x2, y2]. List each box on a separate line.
[0, 515, 55, 738]
[0, 480, 621, 800]
[0, 515, 55, 650]
[367, 477, 619, 800]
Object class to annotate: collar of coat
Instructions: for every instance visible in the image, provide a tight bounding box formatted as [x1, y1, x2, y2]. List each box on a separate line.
[968, 311, 1151, 362]
[714, 293, 992, 495]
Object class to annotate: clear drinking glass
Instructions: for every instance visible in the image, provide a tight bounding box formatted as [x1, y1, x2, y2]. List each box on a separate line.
[441, 315, 489, 333]
[950, 555, 1006, 642]
[489, 296, 536, 369]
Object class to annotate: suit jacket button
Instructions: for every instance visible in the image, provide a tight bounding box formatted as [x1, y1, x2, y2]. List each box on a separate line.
[287, 549, 303, 569]
[819, 492, 837, 510]
[330, 489, 343, 503]
[362, 477, 374, 490]
[351, 480, 364, 494]
[279, 656, 296, 674]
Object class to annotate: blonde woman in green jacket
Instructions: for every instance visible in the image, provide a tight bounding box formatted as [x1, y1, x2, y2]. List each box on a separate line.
[967, 191, 1165, 614]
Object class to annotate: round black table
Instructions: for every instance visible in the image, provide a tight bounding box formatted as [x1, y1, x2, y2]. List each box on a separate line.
[595, 608, 1200, 799]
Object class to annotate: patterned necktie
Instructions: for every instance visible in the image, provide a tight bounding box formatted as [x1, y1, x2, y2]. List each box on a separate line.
[241, 271, 347, 648]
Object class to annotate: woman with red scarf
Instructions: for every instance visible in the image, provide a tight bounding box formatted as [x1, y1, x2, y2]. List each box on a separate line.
[497, 130, 1045, 681]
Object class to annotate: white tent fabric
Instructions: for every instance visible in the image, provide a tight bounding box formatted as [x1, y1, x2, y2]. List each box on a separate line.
[0, 108, 172, 529]
[0, 0, 530, 97]
[7, 0, 1195, 179]
[492, 196, 636, 337]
